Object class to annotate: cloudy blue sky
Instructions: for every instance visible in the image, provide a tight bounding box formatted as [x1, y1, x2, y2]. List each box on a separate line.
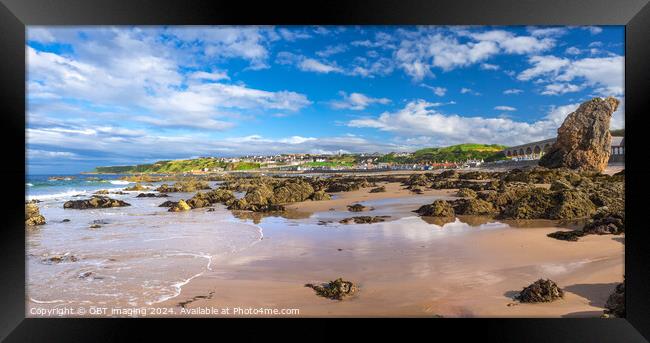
[26, 25, 624, 174]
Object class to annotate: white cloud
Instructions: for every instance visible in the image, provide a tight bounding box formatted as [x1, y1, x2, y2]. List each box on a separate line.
[494, 106, 516, 111]
[503, 88, 523, 95]
[565, 47, 582, 55]
[316, 44, 347, 57]
[298, 58, 342, 73]
[188, 70, 230, 81]
[460, 87, 480, 96]
[583, 26, 603, 35]
[480, 63, 500, 70]
[330, 92, 391, 110]
[518, 55, 624, 97]
[421, 84, 447, 96]
[541, 83, 583, 95]
[528, 27, 568, 37]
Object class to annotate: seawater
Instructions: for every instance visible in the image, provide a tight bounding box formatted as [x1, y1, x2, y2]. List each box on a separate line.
[26, 174, 263, 308]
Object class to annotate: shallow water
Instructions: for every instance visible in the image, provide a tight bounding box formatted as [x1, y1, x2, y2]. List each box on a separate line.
[26, 176, 262, 308]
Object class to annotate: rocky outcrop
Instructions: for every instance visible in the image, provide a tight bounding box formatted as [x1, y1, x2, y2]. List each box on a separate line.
[515, 279, 564, 303]
[63, 197, 130, 209]
[25, 203, 46, 226]
[158, 200, 177, 207]
[414, 200, 455, 217]
[539, 97, 619, 172]
[603, 282, 625, 318]
[156, 180, 211, 193]
[270, 180, 314, 204]
[124, 183, 148, 191]
[451, 198, 496, 215]
[305, 278, 358, 300]
[185, 189, 236, 209]
[456, 188, 477, 198]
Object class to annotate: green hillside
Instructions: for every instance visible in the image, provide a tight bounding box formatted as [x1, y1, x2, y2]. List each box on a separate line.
[94, 158, 260, 174]
[378, 143, 508, 164]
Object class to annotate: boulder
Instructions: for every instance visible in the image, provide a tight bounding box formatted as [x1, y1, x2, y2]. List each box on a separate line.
[548, 189, 596, 220]
[414, 200, 455, 217]
[168, 199, 191, 212]
[156, 180, 211, 193]
[539, 97, 619, 172]
[515, 279, 564, 303]
[582, 210, 624, 235]
[93, 189, 110, 195]
[270, 180, 314, 204]
[305, 278, 358, 300]
[25, 203, 46, 226]
[63, 197, 131, 209]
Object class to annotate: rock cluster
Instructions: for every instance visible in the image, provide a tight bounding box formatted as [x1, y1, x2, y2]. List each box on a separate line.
[26, 203, 46, 226]
[539, 97, 619, 172]
[305, 278, 358, 300]
[369, 186, 386, 193]
[124, 183, 148, 191]
[414, 200, 455, 217]
[456, 188, 477, 198]
[64, 197, 131, 209]
[136, 193, 169, 198]
[603, 282, 625, 318]
[515, 279, 564, 303]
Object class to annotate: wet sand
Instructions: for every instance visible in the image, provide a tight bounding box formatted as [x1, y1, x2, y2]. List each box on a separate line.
[158, 190, 623, 317]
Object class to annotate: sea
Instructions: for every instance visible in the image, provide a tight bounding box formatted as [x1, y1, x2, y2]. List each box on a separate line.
[25, 174, 263, 308]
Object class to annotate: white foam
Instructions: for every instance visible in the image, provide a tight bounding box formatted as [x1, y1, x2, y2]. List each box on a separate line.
[109, 180, 132, 185]
[27, 189, 88, 201]
[26, 183, 33, 187]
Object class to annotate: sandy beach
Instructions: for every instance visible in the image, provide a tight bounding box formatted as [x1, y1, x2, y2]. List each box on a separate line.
[153, 182, 624, 318]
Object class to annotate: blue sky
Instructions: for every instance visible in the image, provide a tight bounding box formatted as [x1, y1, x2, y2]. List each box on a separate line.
[26, 26, 624, 174]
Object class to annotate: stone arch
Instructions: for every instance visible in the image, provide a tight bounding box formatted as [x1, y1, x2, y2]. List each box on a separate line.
[534, 145, 541, 154]
[526, 147, 533, 154]
[506, 150, 512, 157]
[519, 148, 525, 155]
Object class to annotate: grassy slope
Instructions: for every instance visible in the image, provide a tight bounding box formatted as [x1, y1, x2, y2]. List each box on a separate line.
[378, 143, 507, 163]
[94, 158, 260, 173]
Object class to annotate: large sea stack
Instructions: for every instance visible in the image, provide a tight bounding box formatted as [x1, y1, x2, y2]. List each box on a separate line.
[539, 97, 619, 172]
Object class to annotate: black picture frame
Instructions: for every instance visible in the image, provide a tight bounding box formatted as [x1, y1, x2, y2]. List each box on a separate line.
[1, 0, 649, 341]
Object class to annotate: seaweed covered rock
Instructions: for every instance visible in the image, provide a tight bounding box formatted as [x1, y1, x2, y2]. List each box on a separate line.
[270, 180, 314, 204]
[25, 203, 46, 226]
[458, 171, 492, 180]
[451, 198, 496, 215]
[547, 230, 585, 242]
[498, 188, 555, 219]
[404, 174, 432, 188]
[339, 216, 388, 224]
[369, 186, 386, 193]
[414, 200, 455, 217]
[456, 188, 478, 198]
[64, 197, 131, 209]
[325, 179, 366, 193]
[603, 282, 625, 318]
[515, 279, 564, 303]
[582, 210, 624, 235]
[94, 189, 110, 195]
[168, 199, 191, 212]
[548, 189, 596, 220]
[305, 278, 358, 300]
[539, 97, 619, 172]
[310, 190, 331, 201]
[347, 203, 366, 212]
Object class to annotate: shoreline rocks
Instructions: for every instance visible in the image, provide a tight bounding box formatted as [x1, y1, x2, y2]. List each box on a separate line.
[603, 282, 625, 318]
[414, 200, 455, 217]
[136, 193, 169, 198]
[339, 216, 389, 224]
[347, 203, 367, 212]
[26, 203, 46, 226]
[64, 197, 131, 209]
